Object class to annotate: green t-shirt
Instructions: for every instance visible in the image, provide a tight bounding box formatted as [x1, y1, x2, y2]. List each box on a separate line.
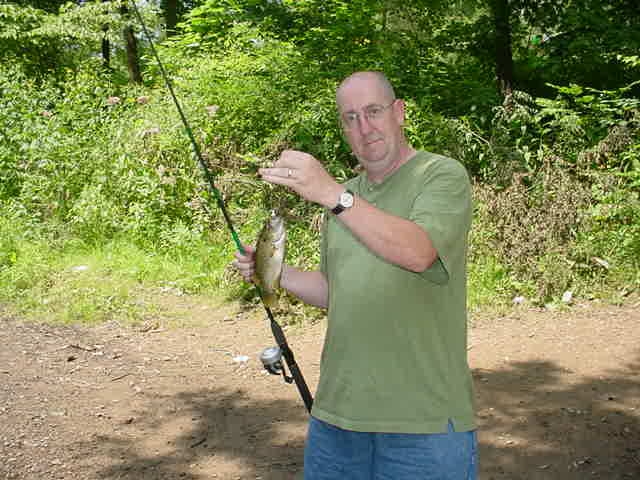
[314, 151, 475, 434]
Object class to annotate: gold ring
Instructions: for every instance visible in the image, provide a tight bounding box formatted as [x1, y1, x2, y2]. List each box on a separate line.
[287, 169, 293, 178]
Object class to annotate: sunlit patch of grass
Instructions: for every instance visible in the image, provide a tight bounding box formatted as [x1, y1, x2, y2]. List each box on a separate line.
[0, 230, 233, 325]
[0, 242, 145, 325]
[467, 254, 511, 311]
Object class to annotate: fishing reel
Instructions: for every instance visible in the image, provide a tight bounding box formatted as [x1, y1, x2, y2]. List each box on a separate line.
[260, 346, 293, 384]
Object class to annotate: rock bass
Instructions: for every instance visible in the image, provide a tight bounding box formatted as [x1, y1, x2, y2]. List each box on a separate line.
[254, 211, 286, 309]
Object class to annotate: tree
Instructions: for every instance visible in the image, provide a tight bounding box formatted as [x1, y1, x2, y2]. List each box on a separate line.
[163, 0, 178, 35]
[101, 0, 111, 69]
[18, 0, 69, 13]
[120, 2, 142, 83]
[510, 0, 640, 92]
[160, 0, 204, 36]
[488, 0, 514, 97]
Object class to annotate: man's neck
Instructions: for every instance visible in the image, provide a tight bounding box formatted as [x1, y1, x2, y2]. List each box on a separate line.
[367, 145, 417, 184]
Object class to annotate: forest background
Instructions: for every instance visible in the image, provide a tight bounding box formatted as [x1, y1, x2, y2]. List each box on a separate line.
[1, 0, 639, 325]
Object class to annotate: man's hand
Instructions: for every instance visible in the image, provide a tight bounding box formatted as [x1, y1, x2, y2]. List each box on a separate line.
[232, 244, 256, 283]
[259, 150, 343, 208]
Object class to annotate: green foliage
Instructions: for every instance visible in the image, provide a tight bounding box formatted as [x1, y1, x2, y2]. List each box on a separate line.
[16, 0, 69, 14]
[462, 75, 639, 303]
[0, 1, 161, 82]
[537, 82, 640, 168]
[0, 2, 120, 79]
[521, 0, 640, 91]
[0, 204, 229, 324]
[1, 63, 113, 219]
[577, 173, 640, 280]
[0, 3, 59, 78]
[1, 0, 638, 323]
[0, 207, 58, 310]
[176, 0, 494, 110]
[473, 162, 592, 303]
[467, 196, 514, 310]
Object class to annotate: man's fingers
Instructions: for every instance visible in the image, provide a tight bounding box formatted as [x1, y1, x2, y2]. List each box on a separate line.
[258, 172, 298, 189]
[234, 245, 255, 260]
[231, 261, 254, 281]
[241, 270, 254, 280]
[241, 244, 255, 253]
[259, 167, 296, 180]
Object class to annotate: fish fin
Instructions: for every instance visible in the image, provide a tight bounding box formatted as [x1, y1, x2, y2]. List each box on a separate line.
[262, 291, 278, 309]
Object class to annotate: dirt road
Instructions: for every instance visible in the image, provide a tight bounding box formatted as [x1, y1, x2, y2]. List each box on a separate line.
[1, 298, 639, 479]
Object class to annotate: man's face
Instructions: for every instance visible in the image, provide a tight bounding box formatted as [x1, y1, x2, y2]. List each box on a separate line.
[337, 75, 405, 176]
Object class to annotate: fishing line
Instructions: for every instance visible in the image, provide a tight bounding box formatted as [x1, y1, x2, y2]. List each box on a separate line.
[129, 1, 313, 413]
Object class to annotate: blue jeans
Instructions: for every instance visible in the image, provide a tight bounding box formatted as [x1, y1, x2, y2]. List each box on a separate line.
[304, 416, 477, 480]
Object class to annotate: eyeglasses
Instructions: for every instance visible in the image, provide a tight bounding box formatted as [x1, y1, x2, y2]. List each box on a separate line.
[340, 101, 396, 129]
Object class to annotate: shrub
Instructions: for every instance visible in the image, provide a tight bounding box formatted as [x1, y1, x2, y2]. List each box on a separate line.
[474, 159, 592, 302]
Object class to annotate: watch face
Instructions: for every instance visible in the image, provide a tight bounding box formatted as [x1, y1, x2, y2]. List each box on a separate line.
[340, 191, 354, 208]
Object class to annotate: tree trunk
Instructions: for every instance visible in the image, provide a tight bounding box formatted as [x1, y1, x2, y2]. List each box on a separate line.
[489, 0, 514, 98]
[101, 28, 110, 69]
[164, 0, 178, 37]
[120, 3, 143, 84]
[123, 25, 142, 83]
[101, 0, 110, 69]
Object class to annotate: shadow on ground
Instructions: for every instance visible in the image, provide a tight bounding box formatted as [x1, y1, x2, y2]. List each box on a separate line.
[76, 385, 308, 480]
[474, 350, 640, 479]
[70, 353, 640, 479]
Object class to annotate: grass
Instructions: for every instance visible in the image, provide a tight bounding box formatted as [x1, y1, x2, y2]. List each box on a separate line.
[0, 228, 232, 325]
[1, 207, 638, 326]
[0, 229, 549, 325]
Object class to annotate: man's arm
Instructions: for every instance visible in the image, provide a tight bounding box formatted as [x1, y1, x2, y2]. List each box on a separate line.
[259, 151, 438, 273]
[280, 266, 328, 309]
[331, 195, 437, 273]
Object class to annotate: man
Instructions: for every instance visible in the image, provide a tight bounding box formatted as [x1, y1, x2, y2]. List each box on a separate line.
[233, 71, 476, 479]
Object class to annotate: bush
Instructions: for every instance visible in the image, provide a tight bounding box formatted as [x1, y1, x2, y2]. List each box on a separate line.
[473, 159, 592, 302]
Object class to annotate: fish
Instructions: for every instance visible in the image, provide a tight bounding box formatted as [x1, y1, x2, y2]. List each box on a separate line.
[254, 211, 286, 309]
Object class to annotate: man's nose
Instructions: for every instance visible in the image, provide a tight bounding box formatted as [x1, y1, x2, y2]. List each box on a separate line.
[356, 114, 374, 135]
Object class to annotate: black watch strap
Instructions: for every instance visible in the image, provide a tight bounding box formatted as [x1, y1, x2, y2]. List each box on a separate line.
[331, 203, 346, 215]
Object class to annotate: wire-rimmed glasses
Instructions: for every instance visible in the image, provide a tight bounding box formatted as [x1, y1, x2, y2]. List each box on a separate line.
[340, 100, 396, 130]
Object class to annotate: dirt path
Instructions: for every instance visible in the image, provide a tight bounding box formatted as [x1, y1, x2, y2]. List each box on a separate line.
[1, 298, 639, 480]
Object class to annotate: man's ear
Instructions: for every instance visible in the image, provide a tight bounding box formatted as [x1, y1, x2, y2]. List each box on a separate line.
[394, 99, 406, 125]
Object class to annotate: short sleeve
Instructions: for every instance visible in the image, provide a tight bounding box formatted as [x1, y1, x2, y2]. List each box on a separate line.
[409, 159, 472, 285]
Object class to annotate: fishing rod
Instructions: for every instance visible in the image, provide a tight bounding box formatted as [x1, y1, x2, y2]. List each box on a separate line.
[129, 1, 313, 413]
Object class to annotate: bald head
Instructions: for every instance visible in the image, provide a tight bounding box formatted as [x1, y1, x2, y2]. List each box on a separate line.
[333, 71, 414, 182]
[336, 71, 396, 108]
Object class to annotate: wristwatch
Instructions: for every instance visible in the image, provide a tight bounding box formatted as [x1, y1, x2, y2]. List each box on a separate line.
[331, 189, 355, 215]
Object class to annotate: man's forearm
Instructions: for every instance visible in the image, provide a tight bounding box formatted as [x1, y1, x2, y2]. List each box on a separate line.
[335, 195, 438, 273]
[280, 265, 329, 309]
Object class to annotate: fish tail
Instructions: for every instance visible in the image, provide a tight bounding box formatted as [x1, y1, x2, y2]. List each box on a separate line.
[262, 291, 278, 309]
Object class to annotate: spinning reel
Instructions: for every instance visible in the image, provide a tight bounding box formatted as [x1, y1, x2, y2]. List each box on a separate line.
[260, 346, 293, 384]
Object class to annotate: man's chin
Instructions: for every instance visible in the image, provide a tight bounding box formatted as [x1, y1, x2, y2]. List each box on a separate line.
[358, 157, 389, 175]
[358, 145, 386, 162]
